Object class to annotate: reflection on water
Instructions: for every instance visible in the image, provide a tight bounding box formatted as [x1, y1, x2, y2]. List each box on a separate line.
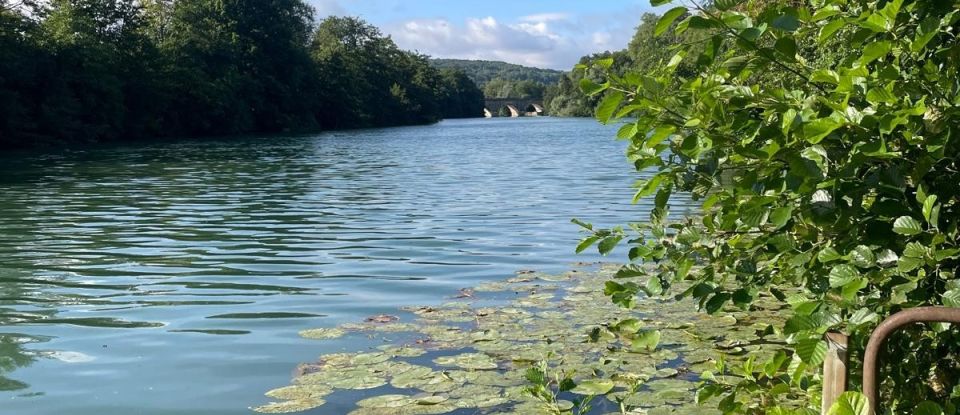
[0, 118, 694, 414]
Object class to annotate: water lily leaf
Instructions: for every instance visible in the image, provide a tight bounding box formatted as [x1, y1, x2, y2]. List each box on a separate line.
[327, 373, 387, 390]
[571, 379, 615, 395]
[433, 353, 498, 370]
[252, 399, 325, 414]
[415, 395, 449, 405]
[356, 394, 414, 408]
[350, 353, 390, 366]
[631, 330, 662, 353]
[299, 328, 346, 340]
[265, 385, 333, 401]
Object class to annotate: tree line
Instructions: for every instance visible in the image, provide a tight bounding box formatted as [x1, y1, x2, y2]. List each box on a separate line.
[0, 1, 484, 150]
[431, 58, 562, 102]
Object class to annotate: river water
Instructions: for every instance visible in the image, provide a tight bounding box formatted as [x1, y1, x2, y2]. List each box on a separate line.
[0, 118, 690, 414]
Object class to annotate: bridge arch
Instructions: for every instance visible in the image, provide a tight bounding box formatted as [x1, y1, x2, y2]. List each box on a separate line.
[502, 105, 520, 118]
[484, 98, 544, 118]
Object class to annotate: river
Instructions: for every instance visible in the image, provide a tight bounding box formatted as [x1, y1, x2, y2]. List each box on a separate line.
[0, 117, 692, 414]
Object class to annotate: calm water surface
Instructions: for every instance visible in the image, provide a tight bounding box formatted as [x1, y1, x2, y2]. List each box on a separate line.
[0, 118, 693, 414]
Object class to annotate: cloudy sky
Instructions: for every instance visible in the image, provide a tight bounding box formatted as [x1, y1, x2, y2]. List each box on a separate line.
[308, 0, 667, 70]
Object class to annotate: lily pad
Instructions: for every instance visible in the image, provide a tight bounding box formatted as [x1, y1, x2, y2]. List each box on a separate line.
[571, 379, 615, 395]
[252, 398, 325, 413]
[299, 328, 346, 340]
[433, 353, 498, 370]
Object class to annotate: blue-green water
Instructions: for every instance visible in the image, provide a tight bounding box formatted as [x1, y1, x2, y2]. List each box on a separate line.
[0, 118, 690, 414]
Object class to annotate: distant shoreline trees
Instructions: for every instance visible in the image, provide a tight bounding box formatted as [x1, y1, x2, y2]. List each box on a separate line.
[0, 2, 484, 150]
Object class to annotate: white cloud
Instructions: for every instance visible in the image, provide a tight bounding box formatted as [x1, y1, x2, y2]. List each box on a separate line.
[591, 32, 613, 48]
[388, 15, 588, 69]
[519, 13, 571, 23]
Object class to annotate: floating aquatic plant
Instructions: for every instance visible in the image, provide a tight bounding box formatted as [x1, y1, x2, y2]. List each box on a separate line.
[252, 265, 787, 414]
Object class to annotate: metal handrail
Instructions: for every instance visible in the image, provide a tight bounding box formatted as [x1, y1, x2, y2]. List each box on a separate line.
[862, 307, 960, 414]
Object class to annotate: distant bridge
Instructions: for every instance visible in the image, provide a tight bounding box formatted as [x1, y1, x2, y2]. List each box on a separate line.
[484, 98, 545, 118]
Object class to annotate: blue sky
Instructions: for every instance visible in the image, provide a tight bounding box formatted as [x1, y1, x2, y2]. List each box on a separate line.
[308, 0, 665, 69]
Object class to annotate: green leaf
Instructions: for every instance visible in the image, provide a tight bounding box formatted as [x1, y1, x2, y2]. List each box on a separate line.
[570, 380, 615, 396]
[923, 195, 938, 224]
[656, 7, 688, 36]
[774, 36, 797, 61]
[646, 125, 676, 148]
[828, 392, 869, 415]
[912, 17, 941, 53]
[893, 216, 923, 236]
[849, 246, 875, 269]
[579, 78, 608, 96]
[898, 255, 924, 273]
[705, 292, 731, 314]
[617, 123, 639, 140]
[914, 402, 944, 415]
[630, 329, 661, 352]
[904, 242, 927, 258]
[598, 236, 623, 255]
[861, 12, 890, 32]
[596, 91, 624, 124]
[650, 0, 672, 6]
[796, 338, 827, 366]
[943, 290, 960, 308]
[613, 318, 642, 333]
[818, 247, 842, 263]
[819, 18, 846, 44]
[841, 278, 868, 301]
[859, 41, 891, 65]
[829, 264, 861, 288]
[595, 57, 614, 69]
[801, 145, 829, 173]
[771, 12, 800, 32]
[769, 206, 794, 230]
[803, 117, 843, 143]
[575, 236, 600, 254]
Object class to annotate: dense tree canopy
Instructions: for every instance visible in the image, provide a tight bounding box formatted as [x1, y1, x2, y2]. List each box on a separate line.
[0, 2, 483, 150]
[430, 59, 563, 87]
[482, 78, 546, 99]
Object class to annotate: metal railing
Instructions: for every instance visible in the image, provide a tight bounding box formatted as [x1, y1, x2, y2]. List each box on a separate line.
[820, 307, 960, 414]
[861, 307, 960, 414]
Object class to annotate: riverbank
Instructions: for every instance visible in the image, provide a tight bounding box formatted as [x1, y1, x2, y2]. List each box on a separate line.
[255, 263, 788, 414]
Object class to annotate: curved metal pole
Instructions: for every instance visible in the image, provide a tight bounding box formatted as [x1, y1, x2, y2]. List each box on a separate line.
[863, 307, 960, 414]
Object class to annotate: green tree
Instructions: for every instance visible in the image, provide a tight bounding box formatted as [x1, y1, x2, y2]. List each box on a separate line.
[438, 69, 484, 119]
[0, 3, 483, 150]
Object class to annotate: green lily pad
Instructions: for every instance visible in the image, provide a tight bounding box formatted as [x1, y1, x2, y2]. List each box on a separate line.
[264, 384, 333, 400]
[299, 328, 346, 340]
[571, 379, 615, 395]
[356, 394, 414, 408]
[433, 353, 498, 370]
[252, 398, 325, 413]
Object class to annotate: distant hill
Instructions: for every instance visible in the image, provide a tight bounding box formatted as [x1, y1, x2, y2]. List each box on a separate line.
[430, 59, 565, 87]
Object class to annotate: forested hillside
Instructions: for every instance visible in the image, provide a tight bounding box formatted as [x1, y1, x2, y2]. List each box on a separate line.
[429, 59, 563, 86]
[0, 2, 483, 150]
[430, 58, 563, 100]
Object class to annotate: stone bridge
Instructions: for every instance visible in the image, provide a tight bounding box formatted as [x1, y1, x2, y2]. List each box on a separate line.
[484, 98, 545, 118]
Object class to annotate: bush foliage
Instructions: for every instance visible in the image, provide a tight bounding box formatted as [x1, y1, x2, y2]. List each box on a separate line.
[578, 0, 960, 413]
